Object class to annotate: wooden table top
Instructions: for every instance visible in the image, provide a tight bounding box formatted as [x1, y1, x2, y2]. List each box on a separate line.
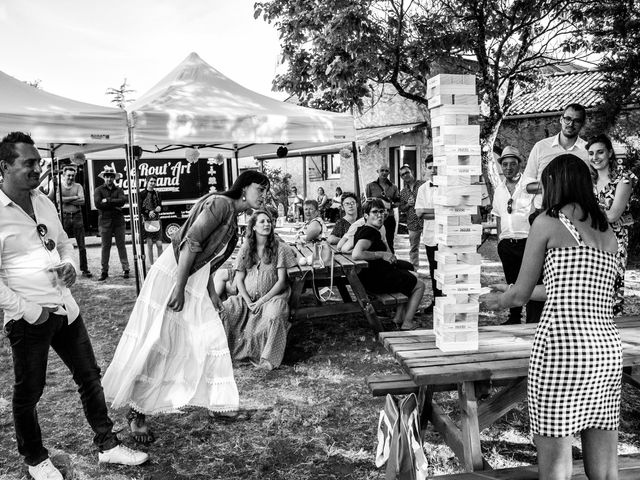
[283, 241, 367, 279]
[379, 316, 640, 386]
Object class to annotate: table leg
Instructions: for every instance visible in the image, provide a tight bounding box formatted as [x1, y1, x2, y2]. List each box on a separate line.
[337, 283, 353, 303]
[458, 381, 484, 471]
[289, 278, 306, 320]
[345, 269, 383, 332]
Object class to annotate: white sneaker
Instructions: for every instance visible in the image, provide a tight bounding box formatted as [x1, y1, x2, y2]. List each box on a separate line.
[98, 444, 149, 466]
[28, 458, 63, 480]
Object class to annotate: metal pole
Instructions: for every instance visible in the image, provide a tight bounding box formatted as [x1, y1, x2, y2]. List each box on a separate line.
[352, 141, 361, 199]
[124, 129, 144, 294]
[49, 144, 63, 221]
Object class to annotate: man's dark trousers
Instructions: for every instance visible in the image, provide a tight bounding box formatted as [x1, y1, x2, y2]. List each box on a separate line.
[497, 238, 544, 324]
[384, 215, 396, 253]
[99, 216, 129, 274]
[6, 314, 118, 466]
[425, 244, 442, 299]
[62, 211, 88, 272]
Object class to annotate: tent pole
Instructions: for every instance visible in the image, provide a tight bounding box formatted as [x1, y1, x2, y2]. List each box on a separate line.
[351, 141, 361, 200]
[49, 144, 63, 221]
[124, 129, 144, 294]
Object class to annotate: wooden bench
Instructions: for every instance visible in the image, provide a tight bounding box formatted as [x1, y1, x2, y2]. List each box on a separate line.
[427, 452, 640, 479]
[366, 374, 517, 398]
[294, 291, 408, 321]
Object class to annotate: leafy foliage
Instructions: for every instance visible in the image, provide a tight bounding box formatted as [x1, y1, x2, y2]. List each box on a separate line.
[255, 0, 589, 190]
[262, 163, 293, 214]
[105, 78, 135, 110]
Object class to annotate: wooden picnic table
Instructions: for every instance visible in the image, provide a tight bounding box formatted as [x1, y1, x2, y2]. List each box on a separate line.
[378, 316, 640, 473]
[284, 240, 385, 332]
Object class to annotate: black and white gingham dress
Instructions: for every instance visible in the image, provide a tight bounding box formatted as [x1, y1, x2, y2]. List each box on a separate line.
[528, 212, 623, 437]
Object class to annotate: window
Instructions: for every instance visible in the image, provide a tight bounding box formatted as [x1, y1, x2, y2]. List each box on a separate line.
[307, 153, 341, 181]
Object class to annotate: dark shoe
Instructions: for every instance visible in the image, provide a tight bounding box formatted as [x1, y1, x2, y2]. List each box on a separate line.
[123, 270, 130, 279]
[82, 271, 93, 278]
[98, 273, 108, 281]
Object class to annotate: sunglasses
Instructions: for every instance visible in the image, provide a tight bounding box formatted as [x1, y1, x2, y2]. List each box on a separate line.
[561, 115, 583, 126]
[36, 223, 56, 251]
[507, 198, 513, 214]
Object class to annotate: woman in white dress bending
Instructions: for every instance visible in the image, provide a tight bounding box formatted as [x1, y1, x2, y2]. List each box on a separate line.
[103, 171, 270, 443]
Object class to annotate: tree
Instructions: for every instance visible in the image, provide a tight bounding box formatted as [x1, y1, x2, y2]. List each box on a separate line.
[255, 0, 589, 190]
[105, 78, 135, 109]
[262, 163, 293, 216]
[24, 79, 42, 89]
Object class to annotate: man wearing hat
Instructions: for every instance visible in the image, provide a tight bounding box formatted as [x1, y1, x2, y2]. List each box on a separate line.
[50, 165, 92, 278]
[492, 146, 543, 324]
[94, 165, 129, 281]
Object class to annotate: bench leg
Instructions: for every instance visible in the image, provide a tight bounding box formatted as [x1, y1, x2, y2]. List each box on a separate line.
[345, 270, 383, 332]
[458, 381, 486, 472]
[337, 283, 353, 303]
[289, 279, 306, 320]
[417, 386, 433, 438]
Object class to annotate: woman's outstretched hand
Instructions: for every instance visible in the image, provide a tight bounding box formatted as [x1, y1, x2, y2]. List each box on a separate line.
[167, 285, 186, 312]
[480, 284, 509, 311]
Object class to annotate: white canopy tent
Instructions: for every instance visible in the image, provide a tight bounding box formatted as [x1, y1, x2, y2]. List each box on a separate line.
[128, 52, 355, 157]
[0, 69, 127, 158]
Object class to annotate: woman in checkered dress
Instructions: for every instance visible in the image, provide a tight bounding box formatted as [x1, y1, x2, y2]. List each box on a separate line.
[482, 154, 622, 480]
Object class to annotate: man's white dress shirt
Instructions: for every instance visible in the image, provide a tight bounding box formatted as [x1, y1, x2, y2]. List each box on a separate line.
[492, 177, 535, 241]
[522, 134, 588, 208]
[0, 188, 79, 326]
[415, 181, 436, 247]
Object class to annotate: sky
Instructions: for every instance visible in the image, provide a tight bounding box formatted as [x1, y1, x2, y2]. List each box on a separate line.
[0, 0, 285, 106]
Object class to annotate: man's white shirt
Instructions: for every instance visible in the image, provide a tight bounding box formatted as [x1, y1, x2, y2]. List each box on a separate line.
[522, 134, 588, 209]
[492, 177, 535, 241]
[415, 181, 436, 246]
[0, 189, 79, 326]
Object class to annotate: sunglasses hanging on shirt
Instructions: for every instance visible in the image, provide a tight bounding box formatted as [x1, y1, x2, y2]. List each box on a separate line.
[36, 223, 56, 251]
[507, 198, 513, 214]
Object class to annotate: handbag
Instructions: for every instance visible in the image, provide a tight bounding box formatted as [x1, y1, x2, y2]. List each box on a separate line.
[376, 393, 428, 480]
[144, 220, 161, 233]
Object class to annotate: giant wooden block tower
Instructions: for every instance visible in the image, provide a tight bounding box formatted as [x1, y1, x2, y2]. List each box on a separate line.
[426, 74, 482, 352]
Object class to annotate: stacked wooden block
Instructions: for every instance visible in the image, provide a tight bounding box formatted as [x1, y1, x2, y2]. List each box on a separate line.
[426, 74, 482, 352]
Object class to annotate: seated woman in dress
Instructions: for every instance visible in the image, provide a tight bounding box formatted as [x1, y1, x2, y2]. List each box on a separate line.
[352, 199, 425, 330]
[327, 192, 358, 245]
[588, 133, 638, 315]
[220, 210, 297, 370]
[296, 200, 327, 243]
[482, 154, 621, 480]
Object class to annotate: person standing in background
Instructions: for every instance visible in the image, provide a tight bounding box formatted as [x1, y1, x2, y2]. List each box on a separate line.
[139, 175, 163, 266]
[523, 103, 589, 210]
[51, 165, 92, 278]
[94, 165, 130, 281]
[415, 155, 440, 313]
[492, 147, 542, 324]
[588, 133, 638, 316]
[365, 165, 400, 253]
[328, 186, 343, 222]
[316, 186, 329, 219]
[398, 164, 425, 269]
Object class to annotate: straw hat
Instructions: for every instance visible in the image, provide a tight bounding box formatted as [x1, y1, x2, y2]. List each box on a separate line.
[98, 165, 123, 180]
[498, 146, 525, 164]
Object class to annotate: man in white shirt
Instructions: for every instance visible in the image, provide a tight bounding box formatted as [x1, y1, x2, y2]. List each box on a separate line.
[0, 132, 148, 480]
[415, 155, 440, 312]
[492, 146, 543, 324]
[522, 103, 589, 209]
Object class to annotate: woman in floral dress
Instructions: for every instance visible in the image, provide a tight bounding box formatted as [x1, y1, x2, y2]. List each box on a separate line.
[221, 210, 296, 370]
[588, 134, 638, 315]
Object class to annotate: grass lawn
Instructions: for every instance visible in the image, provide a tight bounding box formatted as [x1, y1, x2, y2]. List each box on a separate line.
[1, 236, 640, 479]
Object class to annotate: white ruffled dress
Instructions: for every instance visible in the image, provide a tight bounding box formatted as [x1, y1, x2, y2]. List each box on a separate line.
[103, 247, 239, 414]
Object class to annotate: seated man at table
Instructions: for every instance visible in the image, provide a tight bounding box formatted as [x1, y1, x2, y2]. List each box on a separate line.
[295, 200, 326, 243]
[352, 199, 425, 330]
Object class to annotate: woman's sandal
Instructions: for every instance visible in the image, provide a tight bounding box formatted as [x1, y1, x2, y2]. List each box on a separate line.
[126, 408, 155, 444]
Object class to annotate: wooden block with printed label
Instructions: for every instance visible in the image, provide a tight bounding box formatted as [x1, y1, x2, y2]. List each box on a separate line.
[432, 125, 480, 146]
[427, 94, 480, 109]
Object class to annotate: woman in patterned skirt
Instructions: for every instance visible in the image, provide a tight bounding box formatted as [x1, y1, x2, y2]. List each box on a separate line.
[587, 133, 638, 316]
[482, 154, 621, 480]
[220, 210, 296, 370]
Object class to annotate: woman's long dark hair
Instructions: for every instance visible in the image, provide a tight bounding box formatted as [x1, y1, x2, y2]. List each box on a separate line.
[542, 154, 609, 231]
[220, 170, 270, 200]
[238, 209, 278, 269]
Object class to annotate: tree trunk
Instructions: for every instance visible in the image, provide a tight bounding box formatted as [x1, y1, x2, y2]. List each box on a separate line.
[480, 117, 503, 202]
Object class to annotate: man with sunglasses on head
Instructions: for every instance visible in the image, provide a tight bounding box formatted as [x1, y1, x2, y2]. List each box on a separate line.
[365, 164, 400, 252]
[492, 146, 542, 324]
[0, 132, 148, 480]
[523, 103, 589, 210]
